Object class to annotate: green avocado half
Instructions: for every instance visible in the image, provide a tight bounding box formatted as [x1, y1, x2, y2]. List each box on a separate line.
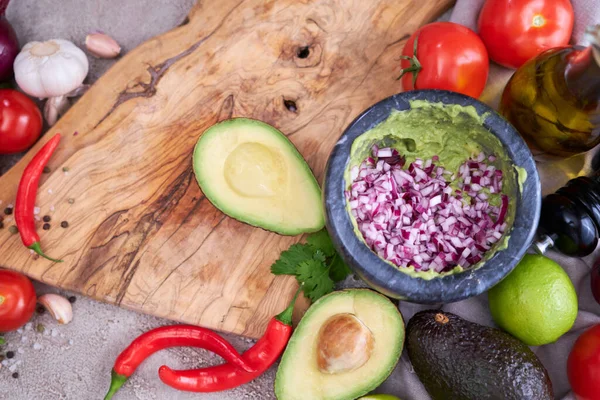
[275, 289, 404, 400]
[193, 118, 324, 235]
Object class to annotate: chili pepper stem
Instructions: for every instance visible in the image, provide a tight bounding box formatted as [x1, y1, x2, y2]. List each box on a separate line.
[104, 370, 127, 400]
[275, 286, 303, 326]
[28, 242, 63, 262]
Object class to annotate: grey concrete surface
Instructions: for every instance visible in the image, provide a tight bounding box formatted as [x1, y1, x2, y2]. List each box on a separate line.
[0, 1, 275, 399]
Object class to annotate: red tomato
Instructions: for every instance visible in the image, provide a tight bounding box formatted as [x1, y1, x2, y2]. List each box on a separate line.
[478, 0, 574, 69]
[0, 89, 43, 154]
[568, 324, 600, 400]
[399, 22, 489, 98]
[0, 270, 36, 332]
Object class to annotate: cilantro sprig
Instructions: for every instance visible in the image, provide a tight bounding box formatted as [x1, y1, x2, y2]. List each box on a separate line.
[271, 229, 351, 302]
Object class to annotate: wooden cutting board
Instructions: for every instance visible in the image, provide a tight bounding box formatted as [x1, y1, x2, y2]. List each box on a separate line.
[0, 0, 453, 338]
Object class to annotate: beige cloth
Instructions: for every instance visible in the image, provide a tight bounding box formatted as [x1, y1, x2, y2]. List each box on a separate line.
[373, 1, 600, 398]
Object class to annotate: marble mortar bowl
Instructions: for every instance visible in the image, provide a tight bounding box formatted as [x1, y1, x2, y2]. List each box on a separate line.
[323, 90, 541, 303]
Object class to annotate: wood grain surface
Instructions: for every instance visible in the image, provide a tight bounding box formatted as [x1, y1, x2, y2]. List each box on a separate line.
[0, 0, 453, 338]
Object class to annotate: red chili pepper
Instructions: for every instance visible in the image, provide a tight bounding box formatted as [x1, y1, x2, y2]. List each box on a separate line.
[15, 133, 63, 262]
[104, 324, 255, 400]
[158, 289, 300, 392]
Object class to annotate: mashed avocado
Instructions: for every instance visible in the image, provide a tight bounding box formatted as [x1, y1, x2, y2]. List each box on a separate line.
[345, 101, 520, 279]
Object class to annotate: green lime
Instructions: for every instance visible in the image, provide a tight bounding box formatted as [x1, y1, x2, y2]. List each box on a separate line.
[359, 396, 401, 400]
[488, 254, 578, 346]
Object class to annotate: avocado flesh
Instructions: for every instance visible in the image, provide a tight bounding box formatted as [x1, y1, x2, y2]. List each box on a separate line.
[406, 310, 553, 400]
[193, 118, 324, 235]
[275, 290, 404, 400]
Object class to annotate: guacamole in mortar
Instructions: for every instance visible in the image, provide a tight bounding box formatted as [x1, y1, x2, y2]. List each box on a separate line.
[345, 101, 521, 279]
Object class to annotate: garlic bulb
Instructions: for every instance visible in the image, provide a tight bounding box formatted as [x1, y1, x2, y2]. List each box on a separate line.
[14, 39, 89, 99]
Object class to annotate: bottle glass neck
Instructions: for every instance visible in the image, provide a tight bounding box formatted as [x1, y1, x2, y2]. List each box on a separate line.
[564, 46, 600, 103]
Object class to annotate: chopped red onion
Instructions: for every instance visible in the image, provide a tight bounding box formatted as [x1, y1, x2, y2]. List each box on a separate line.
[348, 147, 508, 272]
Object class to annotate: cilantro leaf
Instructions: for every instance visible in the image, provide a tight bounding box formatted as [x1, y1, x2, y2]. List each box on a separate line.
[271, 243, 314, 275]
[271, 259, 298, 276]
[312, 249, 326, 264]
[270, 230, 349, 302]
[296, 259, 335, 302]
[329, 254, 352, 282]
[0, 337, 4, 345]
[307, 229, 336, 257]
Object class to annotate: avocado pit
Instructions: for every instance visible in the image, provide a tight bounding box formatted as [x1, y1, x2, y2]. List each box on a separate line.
[316, 313, 374, 374]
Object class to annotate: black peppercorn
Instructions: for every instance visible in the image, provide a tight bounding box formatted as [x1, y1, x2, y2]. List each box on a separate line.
[4, 207, 12, 215]
[36, 305, 46, 314]
[6, 351, 15, 359]
[61, 221, 69, 228]
[42, 166, 51, 174]
[42, 223, 50, 230]
[68, 296, 76, 304]
[12, 372, 18, 379]
[43, 215, 51, 222]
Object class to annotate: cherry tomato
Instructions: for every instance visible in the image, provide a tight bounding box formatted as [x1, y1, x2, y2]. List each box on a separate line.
[0, 270, 36, 332]
[0, 89, 43, 154]
[478, 0, 574, 69]
[568, 324, 600, 400]
[399, 22, 489, 98]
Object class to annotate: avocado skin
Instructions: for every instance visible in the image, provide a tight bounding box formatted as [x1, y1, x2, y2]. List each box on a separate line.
[406, 310, 553, 400]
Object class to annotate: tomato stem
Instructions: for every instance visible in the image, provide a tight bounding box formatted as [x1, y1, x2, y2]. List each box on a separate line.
[532, 15, 545, 27]
[397, 33, 422, 89]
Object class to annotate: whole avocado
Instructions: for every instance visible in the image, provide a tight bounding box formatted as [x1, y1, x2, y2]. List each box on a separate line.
[406, 310, 553, 400]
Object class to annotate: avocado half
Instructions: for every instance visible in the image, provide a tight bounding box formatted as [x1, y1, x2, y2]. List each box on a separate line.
[406, 310, 553, 400]
[193, 118, 324, 235]
[275, 289, 404, 400]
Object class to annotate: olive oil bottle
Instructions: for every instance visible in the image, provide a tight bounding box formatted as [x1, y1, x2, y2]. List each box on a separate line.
[500, 25, 600, 156]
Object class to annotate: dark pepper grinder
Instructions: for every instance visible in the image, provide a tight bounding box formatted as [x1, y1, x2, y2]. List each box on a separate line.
[535, 174, 600, 256]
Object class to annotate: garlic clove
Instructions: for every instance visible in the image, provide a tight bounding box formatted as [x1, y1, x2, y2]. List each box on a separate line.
[43, 96, 70, 126]
[85, 33, 121, 59]
[38, 294, 73, 324]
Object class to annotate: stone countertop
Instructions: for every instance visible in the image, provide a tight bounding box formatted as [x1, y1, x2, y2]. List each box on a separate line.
[0, 1, 275, 399]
